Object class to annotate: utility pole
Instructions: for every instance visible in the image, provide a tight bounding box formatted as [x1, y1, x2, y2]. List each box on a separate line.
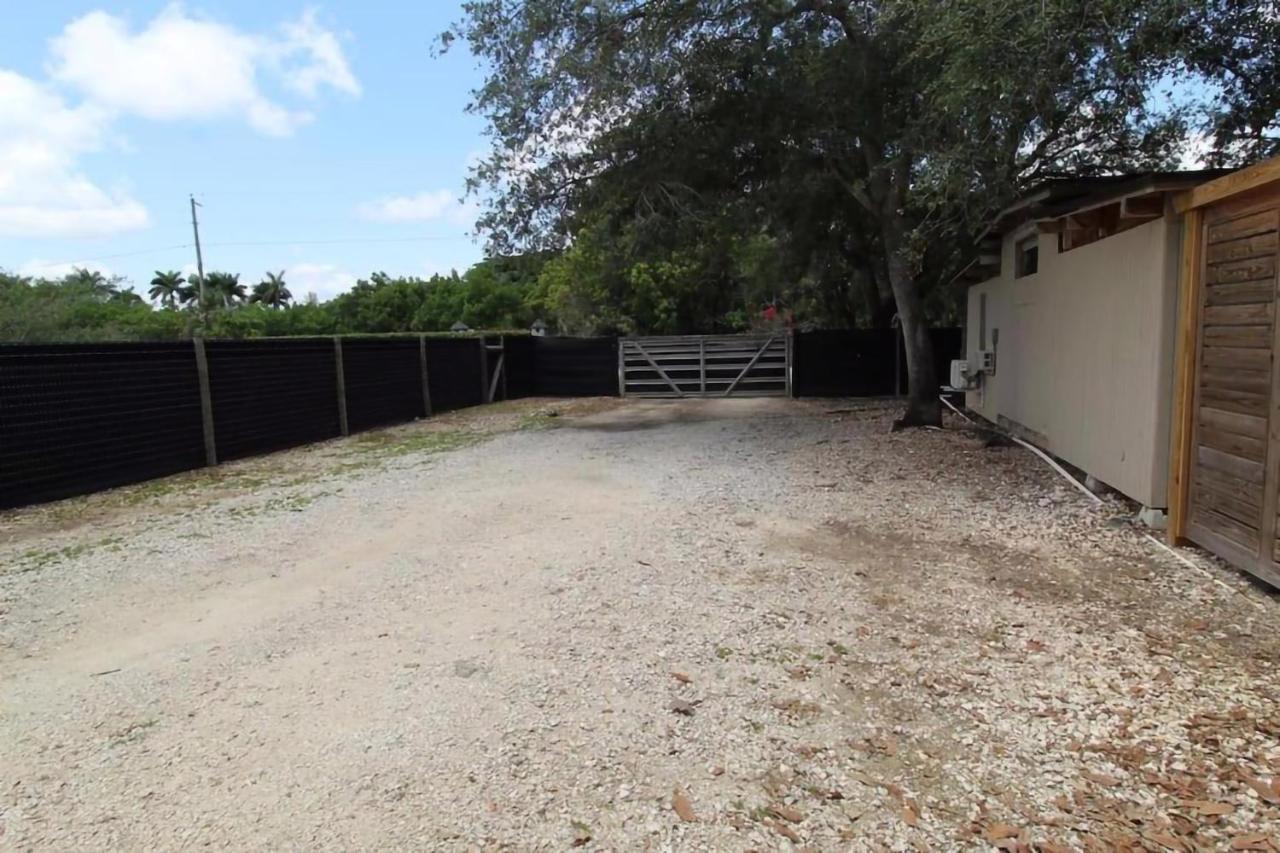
[189, 195, 207, 308]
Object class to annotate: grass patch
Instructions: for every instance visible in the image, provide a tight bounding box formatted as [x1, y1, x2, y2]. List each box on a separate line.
[109, 719, 158, 748]
[336, 428, 483, 473]
[9, 535, 124, 575]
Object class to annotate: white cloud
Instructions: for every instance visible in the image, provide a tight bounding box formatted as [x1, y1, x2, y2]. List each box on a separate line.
[277, 10, 361, 100]
[0, 70, 148, 237]
[0, 6, 358, 238]
[49, 5, 359, 138]
[357, 189, 456, 222]
[18, 258, 113, 279]
[285, 262, 357, 300]
[356, 190, 478, 228]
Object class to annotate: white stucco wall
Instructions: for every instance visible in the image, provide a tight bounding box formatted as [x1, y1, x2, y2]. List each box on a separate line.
[964, 215, 1181, 507]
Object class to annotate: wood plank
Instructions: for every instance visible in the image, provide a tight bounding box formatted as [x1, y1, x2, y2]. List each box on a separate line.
[1189, 506, 1262, 550]
[1200, 385, 1270, 417]
[1206, 254, 1276, 285]
[1192, 482, 1264, 527]
[1206, 230, 1279, 264]
[1200, 367, 1272, 394]
[1167, 206, 1203, 544]
[1195, 466, 1264, 510]
[1198, 426, 1267, 461]
[1204, 280, 1275, 307]
[1201, 346, 1272, 371]
[1207, 209, 1278, 244]
[1176, 158, 1280, 213]
[1202, 324, 1273, 347]
[1189, 520, 1263, 572]
[1202, 303, 1273, 326]
[1196, 444, 1265, 483]
[1199, 405, 1268, 439]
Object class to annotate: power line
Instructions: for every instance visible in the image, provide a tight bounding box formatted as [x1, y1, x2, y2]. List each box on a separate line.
[18, 244, 193, 271]
[204, 235, 472, 248]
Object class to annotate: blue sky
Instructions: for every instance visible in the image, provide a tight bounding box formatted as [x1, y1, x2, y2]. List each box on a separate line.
[0, 2, 489, 300]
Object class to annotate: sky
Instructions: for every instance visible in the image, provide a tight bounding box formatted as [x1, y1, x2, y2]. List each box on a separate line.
[0, 2, 490, 301]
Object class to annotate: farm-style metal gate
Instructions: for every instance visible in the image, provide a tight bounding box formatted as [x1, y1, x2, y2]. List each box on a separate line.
[619, 333, 792, 397]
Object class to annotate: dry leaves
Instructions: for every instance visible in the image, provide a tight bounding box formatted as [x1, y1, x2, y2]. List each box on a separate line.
[769, 804, 805, 823]
[1081, 770, 1122, 788]
[985, 823, 1021, 842]
[672, 788, 697, 822]
[1242, 774, 1280, 805]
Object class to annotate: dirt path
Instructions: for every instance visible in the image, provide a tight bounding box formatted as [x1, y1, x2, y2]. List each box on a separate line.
[2, 398, 1279, 850]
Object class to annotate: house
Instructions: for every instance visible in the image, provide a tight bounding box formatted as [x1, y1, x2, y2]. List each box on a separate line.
[960, 158, 1280, 586]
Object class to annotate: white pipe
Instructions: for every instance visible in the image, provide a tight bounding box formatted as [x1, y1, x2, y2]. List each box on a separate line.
[938, 396, 1262, 607]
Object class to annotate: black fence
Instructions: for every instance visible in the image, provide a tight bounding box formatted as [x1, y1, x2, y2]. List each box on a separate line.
[792, 328, 962, 398]
[0, 328, 959, 510]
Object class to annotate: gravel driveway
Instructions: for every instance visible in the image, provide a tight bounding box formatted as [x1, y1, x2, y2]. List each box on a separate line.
[3, 397, 1279, 850]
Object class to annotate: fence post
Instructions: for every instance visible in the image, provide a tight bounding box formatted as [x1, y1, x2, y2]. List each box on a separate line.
[418, 334, 433, 417]
[786, 329, 794, 398]
[698, 336, 706, 397]
[478, 336, 490, 404]
[333, 336, 349, 436]
[192, 337, 218, 466]
[617, 338, 626, 397]
[499, 335, 508, 401]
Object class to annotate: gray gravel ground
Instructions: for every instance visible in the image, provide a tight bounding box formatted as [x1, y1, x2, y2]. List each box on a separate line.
[2, 397, 1279, 851]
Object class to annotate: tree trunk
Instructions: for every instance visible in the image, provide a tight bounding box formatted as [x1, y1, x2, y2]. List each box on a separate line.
[882, 217, 941, 428]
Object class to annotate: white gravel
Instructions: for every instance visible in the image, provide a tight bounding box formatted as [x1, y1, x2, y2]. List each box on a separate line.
[2, 396, 1279, 850]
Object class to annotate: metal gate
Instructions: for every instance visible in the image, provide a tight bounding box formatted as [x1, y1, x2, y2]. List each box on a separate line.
[619, 333, 791, 397]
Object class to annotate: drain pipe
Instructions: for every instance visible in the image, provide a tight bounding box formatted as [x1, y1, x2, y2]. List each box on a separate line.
[938, 395, 1258, 604]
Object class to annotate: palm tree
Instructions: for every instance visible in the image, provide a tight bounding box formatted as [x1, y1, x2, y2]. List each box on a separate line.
[148, 270, 185, 307]
[205, 271, 247, 307]
[250, 271, 292, 309]
[66, 267, 119, 301]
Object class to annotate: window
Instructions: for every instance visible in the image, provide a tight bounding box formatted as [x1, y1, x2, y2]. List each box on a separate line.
[1015, 235, 1039, 278]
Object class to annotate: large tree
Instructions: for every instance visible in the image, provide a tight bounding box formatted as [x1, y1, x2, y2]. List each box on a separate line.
[451, 0, 1277, 425]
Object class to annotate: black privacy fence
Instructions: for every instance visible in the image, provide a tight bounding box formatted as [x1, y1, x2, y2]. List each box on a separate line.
[0, 329, 958, 509]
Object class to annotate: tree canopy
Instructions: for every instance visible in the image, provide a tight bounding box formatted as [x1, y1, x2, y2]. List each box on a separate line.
[449, 0, 1280, 423]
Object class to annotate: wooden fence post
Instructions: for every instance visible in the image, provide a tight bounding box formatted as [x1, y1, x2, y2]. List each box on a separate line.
[333, 336, 349, 436]
[192, 337, 218, 466]
[478, 336, 490, 404]
[418, 334, 433, 417]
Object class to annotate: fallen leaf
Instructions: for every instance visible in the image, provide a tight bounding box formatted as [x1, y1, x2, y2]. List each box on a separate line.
[1231, 833, 1273, 850]
[672, 788, 697, 822]
[766, 819, 801, 843]
[1243, 775, 1280, 805]
[1147, 833, 1186, 851]
[1082, 770, 1122, 788]
[770, 804, 805, 823]
[1180, 800, 1234, 816]
[985, 824, 1020, 842]
[902, 804, 919, 827]
[671, 671, 692, 684]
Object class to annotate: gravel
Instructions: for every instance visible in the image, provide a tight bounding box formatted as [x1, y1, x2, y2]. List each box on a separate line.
[2, 396, 1279, 850]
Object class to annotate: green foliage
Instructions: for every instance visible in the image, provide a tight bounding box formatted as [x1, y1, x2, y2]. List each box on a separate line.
[0, 256, 553, 343]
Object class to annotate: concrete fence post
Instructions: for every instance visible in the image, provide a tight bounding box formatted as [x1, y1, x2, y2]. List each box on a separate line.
[192, 337, 218, 466]
[477, 336, 490, 404]
[333, 336, 349, 436]
[418, 334, 433, 417]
